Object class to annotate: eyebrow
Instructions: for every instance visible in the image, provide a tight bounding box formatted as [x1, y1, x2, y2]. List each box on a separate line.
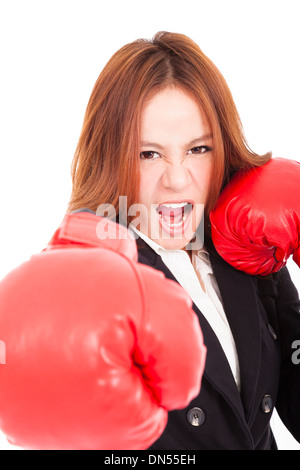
[141, 133, 213, 150]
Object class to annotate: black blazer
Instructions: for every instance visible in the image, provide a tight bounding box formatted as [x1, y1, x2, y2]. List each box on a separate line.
[137, 237, 300, 450]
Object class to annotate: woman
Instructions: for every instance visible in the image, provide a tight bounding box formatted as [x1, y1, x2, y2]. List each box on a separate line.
[68, 32, 300, 449]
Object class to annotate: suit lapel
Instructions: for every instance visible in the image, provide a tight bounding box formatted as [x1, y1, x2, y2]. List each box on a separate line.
[208, 246, 262, 419]
[137, 238, 262, 421]
[138, 239, 261, 418]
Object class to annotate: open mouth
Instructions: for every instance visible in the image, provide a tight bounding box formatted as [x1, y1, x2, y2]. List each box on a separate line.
[156, 201, 193, 235]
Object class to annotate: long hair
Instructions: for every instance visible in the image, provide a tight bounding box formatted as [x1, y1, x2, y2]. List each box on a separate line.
[68, 31, 271, 219]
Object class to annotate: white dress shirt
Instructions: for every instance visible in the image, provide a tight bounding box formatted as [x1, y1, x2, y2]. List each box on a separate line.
[129, 225, 241, 391]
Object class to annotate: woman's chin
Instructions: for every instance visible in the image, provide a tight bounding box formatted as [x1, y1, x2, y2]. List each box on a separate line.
[151, 235, 193, 251]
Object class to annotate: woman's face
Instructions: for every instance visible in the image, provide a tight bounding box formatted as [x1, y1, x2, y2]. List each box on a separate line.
[136, 86, 213, 250]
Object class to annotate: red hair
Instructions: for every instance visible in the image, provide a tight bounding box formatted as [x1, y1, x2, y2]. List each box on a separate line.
[68, 31, 271, 219]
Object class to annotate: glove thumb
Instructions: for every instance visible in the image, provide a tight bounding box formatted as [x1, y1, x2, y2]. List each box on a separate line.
[293, 245, 300, 268]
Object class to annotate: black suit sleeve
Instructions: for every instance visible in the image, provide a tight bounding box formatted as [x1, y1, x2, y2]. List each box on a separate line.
[275, 267, 300, 442]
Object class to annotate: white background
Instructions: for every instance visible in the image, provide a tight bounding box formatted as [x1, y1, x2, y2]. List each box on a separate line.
[0, 0, 299, 450]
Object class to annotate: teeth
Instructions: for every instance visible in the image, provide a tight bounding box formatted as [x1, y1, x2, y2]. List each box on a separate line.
[160, 202, 190, 208]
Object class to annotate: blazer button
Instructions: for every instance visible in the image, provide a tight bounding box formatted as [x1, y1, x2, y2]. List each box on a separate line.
[187, 407, 205, 426]
[261, 394, 273, 413]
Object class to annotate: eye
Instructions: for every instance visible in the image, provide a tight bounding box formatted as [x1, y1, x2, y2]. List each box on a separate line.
[187, 145, 212, 155]
[140, 151, 161, 161]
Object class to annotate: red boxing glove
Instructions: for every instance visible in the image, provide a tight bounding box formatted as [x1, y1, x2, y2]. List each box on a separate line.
[210, 158, 300, 276]
[0, 212, 206, 450]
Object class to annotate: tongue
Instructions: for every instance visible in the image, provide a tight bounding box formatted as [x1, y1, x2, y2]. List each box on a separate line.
[159, 207, 183, 224]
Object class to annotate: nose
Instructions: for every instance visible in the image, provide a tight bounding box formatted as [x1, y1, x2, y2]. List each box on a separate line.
[161, 162, 192, 192]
